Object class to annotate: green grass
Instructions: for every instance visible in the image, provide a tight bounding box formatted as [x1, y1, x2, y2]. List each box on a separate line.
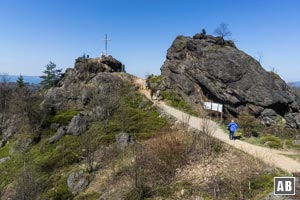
[148, 75, 163, 85]
[74, 192, 100, 200]
[0, 154, 23, 189]
[0, 143, 10, 158]
[95, 90, 168, 143]
[43, 174, 73, 200]
[30, 135, 82, 173]
[161, 90, 198, 116]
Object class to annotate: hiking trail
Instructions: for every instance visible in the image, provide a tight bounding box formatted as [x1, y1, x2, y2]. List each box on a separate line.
[134, 77, 300, 173]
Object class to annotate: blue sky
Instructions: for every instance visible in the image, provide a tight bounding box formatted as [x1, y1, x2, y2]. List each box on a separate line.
[0, 0, 299, 81]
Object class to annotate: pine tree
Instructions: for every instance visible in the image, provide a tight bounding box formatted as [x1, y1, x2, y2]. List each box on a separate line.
[16, 75, 25, 88]
[40, 61, 62, 88]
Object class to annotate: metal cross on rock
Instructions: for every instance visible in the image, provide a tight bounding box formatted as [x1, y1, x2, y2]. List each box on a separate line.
[103, 34, 111, 56]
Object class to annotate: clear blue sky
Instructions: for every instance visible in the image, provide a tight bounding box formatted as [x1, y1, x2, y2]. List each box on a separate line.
[0, 0, 299, 81]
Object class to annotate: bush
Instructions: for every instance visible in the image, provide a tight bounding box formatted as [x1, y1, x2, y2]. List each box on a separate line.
[260, 135, 282, 149]
[285, 139, 300, 150]
[44, 176, 72, 200]
[250, 172, 274, 190]
[237, 112, 262, 137]
[51, 109, 79, 125]
[126, 125, 222, 199]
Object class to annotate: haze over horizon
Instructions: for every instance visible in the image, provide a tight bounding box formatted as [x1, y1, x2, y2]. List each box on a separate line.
[1, 0, 300, 82]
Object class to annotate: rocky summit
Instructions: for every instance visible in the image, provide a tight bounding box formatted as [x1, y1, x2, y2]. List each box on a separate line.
[161, 34, 300, 129]
[44, 55, 127, 112]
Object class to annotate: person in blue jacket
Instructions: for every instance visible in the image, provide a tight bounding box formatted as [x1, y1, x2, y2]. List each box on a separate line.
[228, 120, 238, 140]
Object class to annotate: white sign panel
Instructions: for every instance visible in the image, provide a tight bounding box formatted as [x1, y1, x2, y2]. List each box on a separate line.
[211, 103, 219, 112]
[204, 102, 212, 110]
[204, 102, 223, 113]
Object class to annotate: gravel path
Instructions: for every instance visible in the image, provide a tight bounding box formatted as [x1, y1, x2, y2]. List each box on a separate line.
[135, 77, 300, 173]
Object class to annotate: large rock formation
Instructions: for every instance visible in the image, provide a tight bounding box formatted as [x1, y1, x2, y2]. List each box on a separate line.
[43, 56, 129, 112]
[161, 34, 300, 128]
[41, 56, 133, 141]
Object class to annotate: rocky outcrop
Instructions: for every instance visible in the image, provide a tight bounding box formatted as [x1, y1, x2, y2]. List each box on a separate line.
[66, 114, 87, 136]
[48, 126, 66, 143]
[115, 132, 134, 150]
[285, 113, 300, 129]
[67, 170, 90, 195]
[161, 34, 300, 128]
[40, 56, 133, 142]
[43, 56, 128, 112]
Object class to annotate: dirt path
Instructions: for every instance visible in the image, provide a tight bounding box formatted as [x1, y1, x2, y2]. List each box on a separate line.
[134, 77, 300, 173]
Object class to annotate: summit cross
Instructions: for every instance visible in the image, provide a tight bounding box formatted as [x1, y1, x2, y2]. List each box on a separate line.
[103, 34, 111, 56]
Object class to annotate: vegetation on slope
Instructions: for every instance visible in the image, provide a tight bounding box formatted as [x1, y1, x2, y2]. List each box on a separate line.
[0, 80, 167, 199]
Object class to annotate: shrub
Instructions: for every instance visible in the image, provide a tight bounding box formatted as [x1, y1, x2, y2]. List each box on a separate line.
[260, 135, 282, 149]
[285, 139, 300, 150]
[148, 129, 190, 177]
[250, 172, 274, 191]
[237, 112, 262, 137]
[51, 109, 79, 125]
[126, 125, 222, 199]
[44, 176, 72, 200]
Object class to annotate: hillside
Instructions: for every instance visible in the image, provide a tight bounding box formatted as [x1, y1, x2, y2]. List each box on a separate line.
[0, 56, 167, 199]
[1, 54, 296, 200]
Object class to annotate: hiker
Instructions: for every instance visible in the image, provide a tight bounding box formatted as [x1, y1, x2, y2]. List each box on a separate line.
[228, 120, 238, 140]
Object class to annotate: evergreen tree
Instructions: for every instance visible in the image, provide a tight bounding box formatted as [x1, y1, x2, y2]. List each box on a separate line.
[40, 61, 62, 88]
[16, 75, 25, 88]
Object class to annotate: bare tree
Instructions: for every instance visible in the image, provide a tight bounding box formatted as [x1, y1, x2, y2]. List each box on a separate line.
[15, 166, 41, 200]
[214, 22, 232, 39]
[0, 74, 12, 130]
[256, 51, 264, 64]
[81, 123, 100, 172]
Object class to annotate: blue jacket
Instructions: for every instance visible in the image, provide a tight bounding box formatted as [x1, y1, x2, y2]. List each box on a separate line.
[228, 122, 238, 132]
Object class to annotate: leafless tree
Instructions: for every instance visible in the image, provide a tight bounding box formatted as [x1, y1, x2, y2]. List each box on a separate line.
[256, 51, 264, 64]
[81, 123, 101, 172]
[15, 166, 41, 200]
[0, 74, 12, 128]
[214, 22, 232, 39]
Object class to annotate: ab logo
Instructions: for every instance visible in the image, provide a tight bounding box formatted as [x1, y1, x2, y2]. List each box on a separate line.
[274, 177, 295, 195]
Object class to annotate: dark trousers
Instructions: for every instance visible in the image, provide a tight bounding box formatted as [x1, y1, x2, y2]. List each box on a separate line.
[229, 131, 235, 140]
